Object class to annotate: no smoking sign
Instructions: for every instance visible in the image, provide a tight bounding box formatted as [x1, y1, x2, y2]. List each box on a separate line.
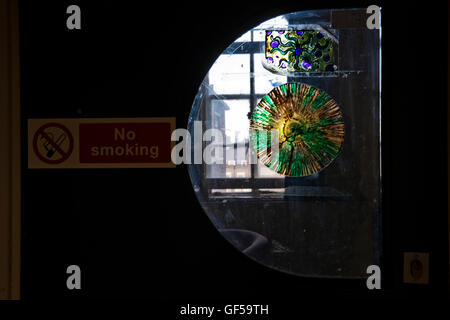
[28, 118, 175, 169]
[33, 123, 74, 164]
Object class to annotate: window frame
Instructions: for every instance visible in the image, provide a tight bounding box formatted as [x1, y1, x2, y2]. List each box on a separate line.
[202, 32, 286, 194]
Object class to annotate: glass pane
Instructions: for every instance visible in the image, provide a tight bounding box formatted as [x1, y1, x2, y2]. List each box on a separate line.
[252, 29, 265, 41]
[254, 53, 287, 94]
[254, 16, 288, 29]
[235, 30, 251, 42]
[206, 100, 251, 178]
[208, 54, 250, 95]
[257, 160, 284, 177]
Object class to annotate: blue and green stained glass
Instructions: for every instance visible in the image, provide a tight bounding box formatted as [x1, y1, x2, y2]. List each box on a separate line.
[265, 30, 336, 72]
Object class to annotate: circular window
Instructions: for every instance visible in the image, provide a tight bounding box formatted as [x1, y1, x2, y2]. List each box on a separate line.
[187, 9, 381, 278]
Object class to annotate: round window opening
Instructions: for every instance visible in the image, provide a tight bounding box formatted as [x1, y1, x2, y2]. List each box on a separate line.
[187, 9, 381, 278]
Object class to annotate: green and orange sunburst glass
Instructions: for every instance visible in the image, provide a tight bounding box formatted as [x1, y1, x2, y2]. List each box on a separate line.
[250, 83, 344, 177]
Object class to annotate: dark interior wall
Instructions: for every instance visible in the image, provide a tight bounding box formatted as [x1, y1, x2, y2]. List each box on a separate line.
[0, 0, 20, 300]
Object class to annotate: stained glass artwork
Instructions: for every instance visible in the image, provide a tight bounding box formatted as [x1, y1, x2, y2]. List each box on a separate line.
[265, 30, 336, 72]
[250, 83, 344, 177]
